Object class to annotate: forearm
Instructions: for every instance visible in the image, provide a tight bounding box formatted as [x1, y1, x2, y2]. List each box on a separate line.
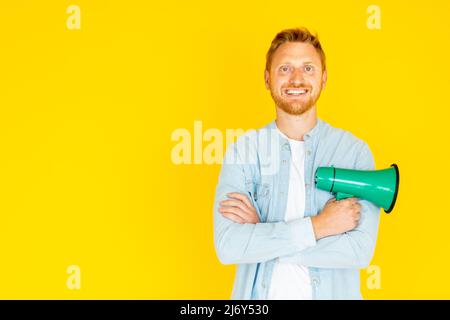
[215, 212, 316, 265]
[278, 229, 376, 268]
[278, 201, 380, 269]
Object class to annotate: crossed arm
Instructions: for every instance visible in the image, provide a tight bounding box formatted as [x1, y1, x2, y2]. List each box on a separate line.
[213, 142, 381, 269]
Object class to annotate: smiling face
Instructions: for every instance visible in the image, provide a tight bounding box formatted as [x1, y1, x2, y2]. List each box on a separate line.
[265, 41, 327, 116]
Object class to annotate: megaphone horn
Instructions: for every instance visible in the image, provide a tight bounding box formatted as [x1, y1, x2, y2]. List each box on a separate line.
[314, 164, 399, 213]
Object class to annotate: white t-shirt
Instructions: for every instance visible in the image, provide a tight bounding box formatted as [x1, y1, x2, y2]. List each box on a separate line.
[267, 128, 313, 300]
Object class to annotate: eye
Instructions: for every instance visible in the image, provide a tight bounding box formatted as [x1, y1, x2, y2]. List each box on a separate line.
[279, 65, 291, 73]
[304, 65, 314, 73]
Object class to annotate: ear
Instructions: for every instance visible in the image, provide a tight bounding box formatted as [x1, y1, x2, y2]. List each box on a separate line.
[264, 69, 270, 90]
[322, 69, 328, 90]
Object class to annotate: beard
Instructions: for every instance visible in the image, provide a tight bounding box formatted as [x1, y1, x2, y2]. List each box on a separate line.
[269, 83, 322, 116]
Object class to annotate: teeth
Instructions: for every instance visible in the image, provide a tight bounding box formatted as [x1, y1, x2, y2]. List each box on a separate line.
[286, 89, 307, 95]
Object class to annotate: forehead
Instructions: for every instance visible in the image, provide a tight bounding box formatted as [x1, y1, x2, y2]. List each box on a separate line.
[271, 41, 322, 66]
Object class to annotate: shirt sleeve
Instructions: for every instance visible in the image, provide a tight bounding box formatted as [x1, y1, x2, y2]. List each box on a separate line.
[277, 142, 381, 269]
[214, 141, 317, 265]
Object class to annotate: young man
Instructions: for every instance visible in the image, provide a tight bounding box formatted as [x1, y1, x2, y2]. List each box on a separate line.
[213, 28, 380, 299]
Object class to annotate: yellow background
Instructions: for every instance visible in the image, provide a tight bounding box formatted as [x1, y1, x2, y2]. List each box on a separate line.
[0, 0, 449, 299]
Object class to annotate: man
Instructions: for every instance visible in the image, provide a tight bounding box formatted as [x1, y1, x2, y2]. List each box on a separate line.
[213, 27, 380, 299]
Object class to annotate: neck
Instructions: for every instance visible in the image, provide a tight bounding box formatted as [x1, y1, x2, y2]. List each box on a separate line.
[275, 106, 317, 141]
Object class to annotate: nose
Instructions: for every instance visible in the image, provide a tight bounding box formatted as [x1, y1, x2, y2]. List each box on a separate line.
[289, 68, 305, 85]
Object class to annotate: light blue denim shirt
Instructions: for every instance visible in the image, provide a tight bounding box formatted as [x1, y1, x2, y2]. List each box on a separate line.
[213, 118, 380, 300]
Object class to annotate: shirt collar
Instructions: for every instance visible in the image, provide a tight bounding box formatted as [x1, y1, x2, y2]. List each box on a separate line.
[267, 117, 323, 141]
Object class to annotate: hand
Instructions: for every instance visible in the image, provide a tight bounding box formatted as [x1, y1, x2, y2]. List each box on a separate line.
[219, 192, 260, 224]
[311, 197, 362, 240]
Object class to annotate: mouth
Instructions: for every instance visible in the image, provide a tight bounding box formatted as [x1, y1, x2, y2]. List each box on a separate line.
[283, 88, 309, 98]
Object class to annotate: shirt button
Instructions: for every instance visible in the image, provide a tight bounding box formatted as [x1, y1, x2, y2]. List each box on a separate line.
[312, 278, 320, 286]
[306, 150, 312, 156]
[283, 143, 290, 150]
[282, 159, 287, 165]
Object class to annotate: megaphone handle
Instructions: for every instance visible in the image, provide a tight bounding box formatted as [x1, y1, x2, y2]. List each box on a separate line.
[336, 192, 354, 201]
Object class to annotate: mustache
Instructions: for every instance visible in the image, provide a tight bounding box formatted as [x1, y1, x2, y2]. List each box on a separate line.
[282, 84, 311, 89]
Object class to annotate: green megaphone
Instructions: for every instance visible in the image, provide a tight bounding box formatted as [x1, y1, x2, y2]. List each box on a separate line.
[314, 164, 399, 213]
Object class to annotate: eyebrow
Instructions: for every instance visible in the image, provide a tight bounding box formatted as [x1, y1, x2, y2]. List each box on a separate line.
[277, 61, 317, 66]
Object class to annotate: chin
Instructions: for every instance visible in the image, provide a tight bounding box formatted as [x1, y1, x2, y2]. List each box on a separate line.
[270, 90, 317, 116]
[280, 101, 313, 116]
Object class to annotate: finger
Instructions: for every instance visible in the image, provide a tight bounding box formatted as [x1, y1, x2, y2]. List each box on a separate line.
[220, 212, 246, 224]
[346, 197, 358, 203]
[326, 197, 336, 203]
[227, 192, 253, 208]
[352, 201, 362, 210]
[339, 197, 356, 202]
[339, 198, 357, 207]
[219, 206, 250, 221]
[220, 199, 251, 214]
